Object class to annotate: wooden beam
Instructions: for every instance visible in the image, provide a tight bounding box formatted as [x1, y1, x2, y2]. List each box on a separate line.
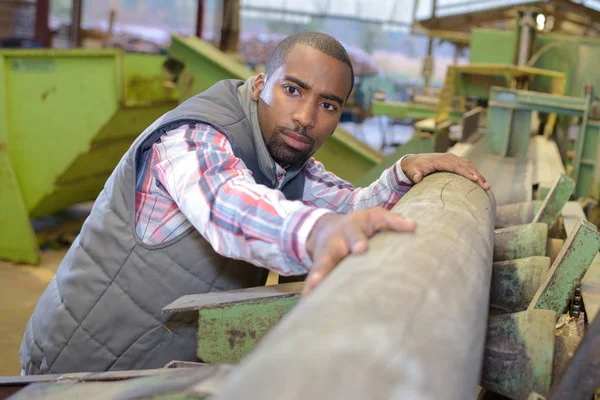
[220, 0, 240, 53]
[34, 0, 51, 47]
[417, 3, 534, 31]
[195, 0, 205, 39]
[551, 0, 600, 26]
[216, 173, 496, 400]
[70, 0, 83, 48]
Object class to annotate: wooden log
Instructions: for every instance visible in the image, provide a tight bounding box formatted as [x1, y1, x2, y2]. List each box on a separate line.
[217, 172, 496, 400]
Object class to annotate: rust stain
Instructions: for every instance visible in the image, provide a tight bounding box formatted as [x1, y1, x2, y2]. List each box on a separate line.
[41, 86, 57, 102]
[226, 329, 247, 350]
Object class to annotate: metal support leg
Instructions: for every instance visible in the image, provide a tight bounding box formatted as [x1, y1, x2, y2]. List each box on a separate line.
[482, 309, 556, 399]
[491, 257, 551, 313]
[528, 219, 600, 319]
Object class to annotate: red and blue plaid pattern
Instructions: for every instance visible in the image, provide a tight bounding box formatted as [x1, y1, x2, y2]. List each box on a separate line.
[135, 123, 412, 275]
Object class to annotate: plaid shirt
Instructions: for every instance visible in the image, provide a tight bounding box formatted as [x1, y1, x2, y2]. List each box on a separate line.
[135, 123, 413, 276]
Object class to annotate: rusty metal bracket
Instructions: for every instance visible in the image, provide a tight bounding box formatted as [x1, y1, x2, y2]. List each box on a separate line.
[494, 223, 548, 262]
[491, 256, 551, 314]
[482, 309, 556, 400]
[495, 174, 574, 231]
[528, 219, 600, 319]
[532, 174, 575, 230]
[163, 283, 302, 364]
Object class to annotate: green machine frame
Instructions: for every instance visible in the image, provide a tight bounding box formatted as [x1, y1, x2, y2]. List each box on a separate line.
[485, 86, 599, 199]
[0, 49, 178, 264]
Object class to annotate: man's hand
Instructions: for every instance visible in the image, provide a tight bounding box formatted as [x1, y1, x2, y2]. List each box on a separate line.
[303, 207, 416, 297]
[401, 153, 490, 190]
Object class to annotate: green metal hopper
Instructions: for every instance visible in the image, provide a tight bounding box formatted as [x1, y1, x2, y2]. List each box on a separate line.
[0, 49, 178, 264]
[168, 34, 383, 185]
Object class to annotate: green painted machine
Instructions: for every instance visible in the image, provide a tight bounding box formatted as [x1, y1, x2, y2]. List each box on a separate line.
[1, 28, 599, 400]
[2, 165, 599, 399]
[485, 86, 599, 199]
[0, 35, 384, 265]
[0, 49, 178, 264]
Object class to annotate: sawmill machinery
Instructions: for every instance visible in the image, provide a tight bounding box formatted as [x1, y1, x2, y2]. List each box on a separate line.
[371, 5, 600, 204]
[2, 129, 600, 399]
[0, 34, 384, 265]
[1, 21, 600, 400]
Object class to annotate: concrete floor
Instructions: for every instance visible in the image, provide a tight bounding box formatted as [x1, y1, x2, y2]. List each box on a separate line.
[0, 249, 67, 376]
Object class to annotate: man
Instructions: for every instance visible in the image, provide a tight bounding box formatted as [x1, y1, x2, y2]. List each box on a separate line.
[20, 32, 489, 375]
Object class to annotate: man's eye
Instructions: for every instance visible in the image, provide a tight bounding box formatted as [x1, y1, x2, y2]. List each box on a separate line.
[323, 102, 336, 111]
[285, 86, 299, 95]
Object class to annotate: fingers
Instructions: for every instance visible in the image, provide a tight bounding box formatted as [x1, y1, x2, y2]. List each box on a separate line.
[375, 210, 417, 233]
[344, 224, 369, 254]
[462, 162, 490, 190]
[412, 171, 423, 183]
[300, 257, 333, 297]
[301, 209, 417, 298]
[435, 155, 490, 191]
[302, 236, 349, 297]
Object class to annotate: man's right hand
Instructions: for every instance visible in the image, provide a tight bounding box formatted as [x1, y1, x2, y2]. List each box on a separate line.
[303, 207, 417, 297]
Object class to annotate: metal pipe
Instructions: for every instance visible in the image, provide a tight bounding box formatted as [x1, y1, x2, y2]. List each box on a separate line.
[215, 172, 496, 400]
[517, 8, 537, 66]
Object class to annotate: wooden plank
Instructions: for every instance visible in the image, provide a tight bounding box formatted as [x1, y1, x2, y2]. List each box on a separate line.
[162, 282, 302, 313]
[0, 368, 172, 387]
[528, 136, 566, 187]
[562, 201, 587, 235]
[7, 365, 231, 400]
[581, 255, 600, 322]
[216, 173, 495, 400]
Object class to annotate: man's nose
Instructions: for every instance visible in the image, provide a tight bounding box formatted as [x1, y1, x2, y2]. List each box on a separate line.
[292, 100, 316, 129]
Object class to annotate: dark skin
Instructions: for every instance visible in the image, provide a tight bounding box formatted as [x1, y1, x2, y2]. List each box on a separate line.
[251, 44, 490, 297]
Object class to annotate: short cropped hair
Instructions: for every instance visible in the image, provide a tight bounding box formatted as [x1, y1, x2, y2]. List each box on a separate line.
[265, 32, 355, 97]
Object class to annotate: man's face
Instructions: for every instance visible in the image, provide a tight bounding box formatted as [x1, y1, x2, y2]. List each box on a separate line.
[251, 44, 352, 169]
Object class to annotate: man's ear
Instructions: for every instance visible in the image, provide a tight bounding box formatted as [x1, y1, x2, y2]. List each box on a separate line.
[251, 73, 265, 101]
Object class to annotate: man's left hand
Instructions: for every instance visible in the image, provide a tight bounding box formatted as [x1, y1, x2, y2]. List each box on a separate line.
[401, 153, 490, 190]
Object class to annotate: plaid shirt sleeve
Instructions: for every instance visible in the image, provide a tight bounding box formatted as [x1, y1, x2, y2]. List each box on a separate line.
[301, 157, 413, 212]
[137, 123, 331, 276]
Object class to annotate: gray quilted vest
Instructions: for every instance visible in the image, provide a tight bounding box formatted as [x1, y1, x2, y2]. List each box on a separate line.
[20, 79, 306, 374]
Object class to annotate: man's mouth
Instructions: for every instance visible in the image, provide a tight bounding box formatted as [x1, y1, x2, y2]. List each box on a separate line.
[280, 130, 312, 151]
